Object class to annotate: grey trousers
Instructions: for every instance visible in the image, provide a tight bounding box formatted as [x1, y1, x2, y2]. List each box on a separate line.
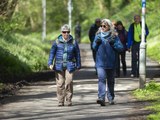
[55, 70, 73, 104]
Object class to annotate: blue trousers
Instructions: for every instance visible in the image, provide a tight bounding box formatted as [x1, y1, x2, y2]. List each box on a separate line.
[97, 68, 115, 101]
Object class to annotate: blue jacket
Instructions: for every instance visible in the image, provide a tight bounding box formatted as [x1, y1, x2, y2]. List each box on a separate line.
[48, 35, 81, 73]
[92, 33, 116, 69]
[127, 22, 149, 48]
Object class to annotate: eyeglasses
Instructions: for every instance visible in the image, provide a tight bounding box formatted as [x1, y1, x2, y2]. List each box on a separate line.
[62, 31, 70, 34]
[101, 25, 107, 28]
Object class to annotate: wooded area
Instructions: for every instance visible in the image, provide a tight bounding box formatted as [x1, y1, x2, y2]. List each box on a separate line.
[0, 0, 160, 83]
[0, 0, 132, 33]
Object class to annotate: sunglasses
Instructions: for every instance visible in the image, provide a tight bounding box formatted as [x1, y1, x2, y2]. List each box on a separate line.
[101, 25, 107, 28]
[62, 31, 70, 34]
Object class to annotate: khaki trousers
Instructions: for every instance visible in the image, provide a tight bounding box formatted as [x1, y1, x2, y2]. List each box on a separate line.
[55, 70, 73, 104]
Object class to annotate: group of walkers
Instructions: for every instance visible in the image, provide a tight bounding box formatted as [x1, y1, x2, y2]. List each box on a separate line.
[47, 14, 149, 107]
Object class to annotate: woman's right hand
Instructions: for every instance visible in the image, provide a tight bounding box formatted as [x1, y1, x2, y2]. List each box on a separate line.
[49, 65, 53, 70]
[96, 36, 102, 45]
[96, 39, 102, 45]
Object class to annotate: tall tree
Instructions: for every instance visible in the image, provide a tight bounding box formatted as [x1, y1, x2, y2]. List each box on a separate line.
[0, 0, 18, 20]
[6, 0, 18, 20]
[120, 0, 130, 9]
[42, 0, 46, 41]
[0, 0, 9, 18]
[103, 0, 111, 17]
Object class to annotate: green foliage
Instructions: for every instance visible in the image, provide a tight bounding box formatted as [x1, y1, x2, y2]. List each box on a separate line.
[133, 81, 160, 99]
[0, 46, 31, 82]
[0, 16, 25, 33]
[133, 81, 160, 119]
[0, 0, 159, 80]
[147, 105, 160, 120]
[145, 81, 160, 90]
[147, 38, 160, 63]
[0, 32, 51, 83]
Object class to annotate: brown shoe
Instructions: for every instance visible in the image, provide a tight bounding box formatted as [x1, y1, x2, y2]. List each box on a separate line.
[66, 99, 72, 106]
[67, 102, 72, 106]
[58, 103, 64, 107]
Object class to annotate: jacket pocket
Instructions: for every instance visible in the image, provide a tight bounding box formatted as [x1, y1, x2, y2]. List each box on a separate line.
[67, 62, 76, 72]
[54, 63, 63, 71]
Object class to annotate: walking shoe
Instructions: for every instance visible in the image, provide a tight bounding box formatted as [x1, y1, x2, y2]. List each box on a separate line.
[109, 100, 114, 105]
[115, 74, 120, 78]
[123, 71, 127, 76]
[58, 103, 64, 107]
[67, 103, 72, 106]
[130, 74, 135, 78]
[96, 99, 105, 106]
[66, 99, 72, 106]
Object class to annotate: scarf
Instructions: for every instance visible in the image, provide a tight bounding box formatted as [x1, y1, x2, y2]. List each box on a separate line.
[100, 31, 111, 39]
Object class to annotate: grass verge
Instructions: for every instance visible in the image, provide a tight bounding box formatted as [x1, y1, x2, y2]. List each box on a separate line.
[133, 80, 160, 120]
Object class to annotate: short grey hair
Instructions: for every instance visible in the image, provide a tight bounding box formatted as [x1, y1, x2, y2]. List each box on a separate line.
[61, 24, 70, 31]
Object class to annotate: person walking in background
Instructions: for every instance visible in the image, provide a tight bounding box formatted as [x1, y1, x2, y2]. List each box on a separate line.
[128, 15, 149, 77]
[88, 18, 101, 64]
[48, 24, 81, 106]
[115, 21, 128, 77]
[92, 19, 119, 106]
[74, 21, 81, 43]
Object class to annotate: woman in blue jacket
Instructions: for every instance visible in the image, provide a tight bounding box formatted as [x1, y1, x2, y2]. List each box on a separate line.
[48, 24, 81, 106]
[92, 19, 119, 106]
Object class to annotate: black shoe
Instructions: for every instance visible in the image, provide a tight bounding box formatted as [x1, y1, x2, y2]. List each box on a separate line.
[123, 71, 127, 76]
[115, 74, 120, 78]
[96, 99, 105, 106]
[109, 100, 114, 105]
[136, 74, 139, 78]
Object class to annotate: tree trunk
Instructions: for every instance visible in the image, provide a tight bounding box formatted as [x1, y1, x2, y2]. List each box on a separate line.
[6, 0, 18, 20]
[0, 0, 9, 17]
[120, 0, 130, 9]
[103, 0, 111, 17]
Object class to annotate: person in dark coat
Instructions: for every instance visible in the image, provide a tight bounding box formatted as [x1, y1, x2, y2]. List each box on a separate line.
[74, 21, 81, 43]
[89, 18, 101, 63]
[48, 24, 81, 106]
[115, 21, 128, 77]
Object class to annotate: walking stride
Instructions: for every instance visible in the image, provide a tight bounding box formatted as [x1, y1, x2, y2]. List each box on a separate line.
[115, 21, 128, 77]
[92, 19, 122, 106]
[48, 24, 81, 106]
[127, 15, 149, 77]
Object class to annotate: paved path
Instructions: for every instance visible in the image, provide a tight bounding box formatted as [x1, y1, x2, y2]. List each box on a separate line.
[0, 44, 159, 120]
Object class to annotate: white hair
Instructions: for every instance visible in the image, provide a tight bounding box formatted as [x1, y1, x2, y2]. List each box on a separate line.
[101, 19, 114, 33]
[61, 24, 70, 31]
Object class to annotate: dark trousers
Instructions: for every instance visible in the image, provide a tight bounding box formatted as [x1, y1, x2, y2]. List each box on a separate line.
[131, 42, 140, 76]
[91, 43, 97, 74]
[115, 51, 127, 76]
[90, 43, 96, 62]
